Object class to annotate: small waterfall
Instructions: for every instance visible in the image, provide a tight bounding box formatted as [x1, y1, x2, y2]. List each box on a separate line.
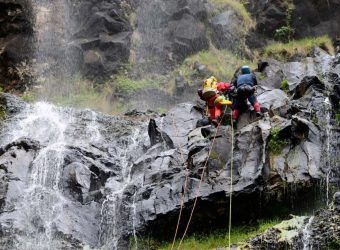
[98, 128, 145, 249]
[3, 102, 71, 249]
[0, 101, 118, 249]
[302, 216, 314, 250]
[324, 98, 333, 206]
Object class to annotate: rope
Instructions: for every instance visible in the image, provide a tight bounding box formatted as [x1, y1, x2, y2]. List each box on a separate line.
[177, 106, 229, 249]
[228, 109, 234, 250]
[170, 113, 190, 250]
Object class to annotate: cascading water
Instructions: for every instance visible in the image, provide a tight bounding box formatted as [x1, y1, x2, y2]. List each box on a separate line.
[98, 128, 145, 250]
[1, 102, 71, 249]
[0, 100, 148, 249]
[31, 0, 75, 100]
[302, 216, 314, 250]
[324, 97, 333, 206]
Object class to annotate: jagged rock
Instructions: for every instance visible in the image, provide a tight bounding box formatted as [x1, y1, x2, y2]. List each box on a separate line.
[175, 75, 188, 95]
[248, 216, 307, 250]
[193, 61, 209, 76]
[0, 92, 26, 116]
[257, 89, 289, 115]
[70, 1, 132, 77]
[248, 192, 340, 250]
[133, 0, 209, 74]
[209, 9, 245, 52]
[169, 13, 209, 60]
[292, 75, 325, 99]
[259, 59, 284, 89]
[0, 1, 33, 91]
[247, 0, 340, 41]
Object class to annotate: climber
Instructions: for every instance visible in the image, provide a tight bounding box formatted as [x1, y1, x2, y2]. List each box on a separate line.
[232, 65, 261, 122]
[197, 76, 232, 126]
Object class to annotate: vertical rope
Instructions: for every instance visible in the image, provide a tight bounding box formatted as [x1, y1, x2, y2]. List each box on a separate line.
[228, 109, 234, 249]
[170, 114, 189, 250]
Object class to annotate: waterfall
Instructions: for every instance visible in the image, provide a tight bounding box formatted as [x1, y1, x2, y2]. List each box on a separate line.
[302, 216, 314, 250]
[0, 101, 148, 249]
[1, 102, 71, 249]
[324, 97, 333, 206]
[98, 128, 144, 249]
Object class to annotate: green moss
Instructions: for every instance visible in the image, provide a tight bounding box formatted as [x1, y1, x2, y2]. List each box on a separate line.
[336, 113, 340, 123]
[0, 105, 6, 120]
[280, 79, 289, 92]
[22, 92, 36, 103]
[139, 219, 281, 250]
[268, 127, 288, 155]
[258, 73, 265, 81]
[263, 36, 335, 61]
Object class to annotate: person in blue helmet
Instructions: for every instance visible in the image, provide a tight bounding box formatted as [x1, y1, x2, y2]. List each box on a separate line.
[232, 65, 261, 122]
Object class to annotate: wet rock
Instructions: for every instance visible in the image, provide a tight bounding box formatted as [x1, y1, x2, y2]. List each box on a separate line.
[249, 216, 307, 250]
[170, 13, 209, 60]
[70, 0, 132, 78]
[0, 1, 33, 91]
[257, 89, 289, 115]
[193, 61, 209, 76]
[247, 0, 340, 41]
[292, 76, 325, 99]
[175, 75, 188, 95]
[0, 92, 26, 116]
[209, 9, 245, 52]
[259, 59, 284, 89]
[334, 192, 340, 212]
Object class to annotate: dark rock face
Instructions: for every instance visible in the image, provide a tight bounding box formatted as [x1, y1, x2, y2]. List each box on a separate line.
[70, 0, 132, 78]
[0, 51, 339, 248]
[209, 10, 246, 52]
[247, 0, 340, 44]
[0, 0, 33, 91]
[132, 0, 209, 74]
[249, 193, 340, 250]
[292, 0, 340, 40]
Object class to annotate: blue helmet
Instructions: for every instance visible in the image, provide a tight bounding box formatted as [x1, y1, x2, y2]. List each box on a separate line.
[241, 65, 251, 74]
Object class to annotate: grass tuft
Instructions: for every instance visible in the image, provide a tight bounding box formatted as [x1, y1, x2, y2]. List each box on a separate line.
[262, 36, 335, 61]
[208, 0, 255, 31]
[177, 48, 256, 82]
[268, 127, 288, 155]
[134, 219, 281, 250]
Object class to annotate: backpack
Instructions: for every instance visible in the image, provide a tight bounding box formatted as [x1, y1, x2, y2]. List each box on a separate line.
[202, 77, 218, 100]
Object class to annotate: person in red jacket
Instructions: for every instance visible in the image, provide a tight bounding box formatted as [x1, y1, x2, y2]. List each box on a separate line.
[198, 76, 232, 126]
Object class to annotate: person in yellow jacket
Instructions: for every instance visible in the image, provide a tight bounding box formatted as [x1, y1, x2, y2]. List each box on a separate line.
[197, 76, 232, 126]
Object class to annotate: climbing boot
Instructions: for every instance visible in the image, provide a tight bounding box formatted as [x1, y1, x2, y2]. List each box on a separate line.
[255, 111, 263, 118]
[212, 116, 221, 127]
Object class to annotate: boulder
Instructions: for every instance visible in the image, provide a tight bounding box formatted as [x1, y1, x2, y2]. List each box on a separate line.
[169, 13, 209, 61]
[257, 89, 289, 115]
[209, 10, 245, 52]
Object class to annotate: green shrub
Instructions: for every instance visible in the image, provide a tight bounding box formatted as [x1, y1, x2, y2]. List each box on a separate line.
[280, 79, 289, 91]
[268, 127, 288, 155]
[0, 105, 6, 120]
[274, 1, 295, 42]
